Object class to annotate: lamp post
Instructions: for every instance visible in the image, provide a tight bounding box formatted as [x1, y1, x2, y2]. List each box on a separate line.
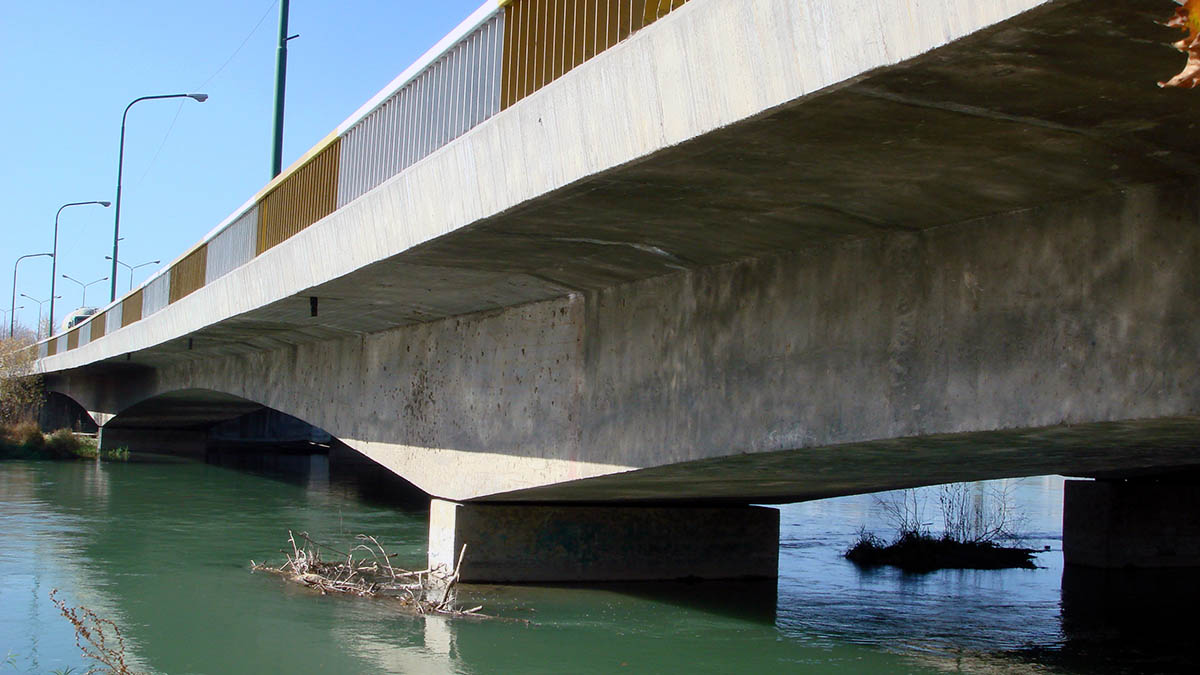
[61, 274, 109, 309]
[110, 92, 208, 303]
[104, 256, 160, 291]
[272, 0, 298, 178]
[19, 293, 60, 340]
[50, 200, 110, 337]
[0, 306, 23, 332]
[11, 253, 52, 338]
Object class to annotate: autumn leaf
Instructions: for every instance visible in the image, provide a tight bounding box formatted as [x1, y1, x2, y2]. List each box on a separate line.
[1160, 0, 1200, 87]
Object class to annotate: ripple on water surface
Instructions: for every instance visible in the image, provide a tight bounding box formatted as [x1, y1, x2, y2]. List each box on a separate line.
[1, 460, 1194, 673]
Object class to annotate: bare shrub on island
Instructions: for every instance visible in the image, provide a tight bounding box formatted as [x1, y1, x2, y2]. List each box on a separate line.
[937, 481, 1028, 545]
[875, 487, 932, 538]
[847, 481, 1036, 571]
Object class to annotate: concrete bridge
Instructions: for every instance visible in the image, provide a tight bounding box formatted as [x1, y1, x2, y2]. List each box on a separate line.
[34, 0, 1200, 580]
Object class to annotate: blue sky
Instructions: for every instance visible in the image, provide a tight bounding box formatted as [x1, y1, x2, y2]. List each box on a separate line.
[1, 0, 483, 333]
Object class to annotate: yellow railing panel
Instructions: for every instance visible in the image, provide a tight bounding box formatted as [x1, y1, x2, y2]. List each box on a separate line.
[169, 244, 209, 304]
[121, 290, 143, 328]
[90, 312, 105, 342]
[502, 0, 690, 109]
[257, 138, 342, 255]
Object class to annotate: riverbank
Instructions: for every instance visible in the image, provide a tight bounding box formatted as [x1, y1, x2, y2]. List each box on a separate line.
[0, 422, 126, 461]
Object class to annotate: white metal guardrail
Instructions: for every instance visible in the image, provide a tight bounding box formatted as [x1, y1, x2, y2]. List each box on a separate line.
[37, 0, 689, 357]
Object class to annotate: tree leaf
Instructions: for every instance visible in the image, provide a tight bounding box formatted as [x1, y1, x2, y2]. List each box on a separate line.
[1160, 0, 1200, 87]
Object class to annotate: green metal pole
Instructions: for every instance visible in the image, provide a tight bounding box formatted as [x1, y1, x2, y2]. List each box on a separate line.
[271, 0, 290, 178]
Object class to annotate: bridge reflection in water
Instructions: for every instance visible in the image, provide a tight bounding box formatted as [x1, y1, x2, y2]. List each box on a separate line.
[2, 460, 1193, 673]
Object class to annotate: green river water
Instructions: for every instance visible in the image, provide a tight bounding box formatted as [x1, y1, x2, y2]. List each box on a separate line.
[1, 456, 1194, 673]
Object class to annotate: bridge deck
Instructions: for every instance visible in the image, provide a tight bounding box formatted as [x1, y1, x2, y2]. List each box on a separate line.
[38, 0, 1200, 503]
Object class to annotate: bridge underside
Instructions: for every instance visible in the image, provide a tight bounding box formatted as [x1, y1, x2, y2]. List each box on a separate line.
[47, 170, 1200, 506]
[493, 417, 1200, 504]
[37, 0, 1200, 579]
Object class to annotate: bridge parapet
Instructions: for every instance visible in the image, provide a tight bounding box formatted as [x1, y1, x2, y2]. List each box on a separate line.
[35, 0, 694, 361]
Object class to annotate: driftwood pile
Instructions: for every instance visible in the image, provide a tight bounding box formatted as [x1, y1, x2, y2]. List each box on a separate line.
[252, 531, 490, 618]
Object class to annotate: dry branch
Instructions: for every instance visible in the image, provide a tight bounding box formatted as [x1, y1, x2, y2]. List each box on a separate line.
[251, 531, 504, 620]
[50, 589, 142, 675]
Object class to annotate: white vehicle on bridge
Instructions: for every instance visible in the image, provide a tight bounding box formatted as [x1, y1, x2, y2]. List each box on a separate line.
[61, 307, 97, 332]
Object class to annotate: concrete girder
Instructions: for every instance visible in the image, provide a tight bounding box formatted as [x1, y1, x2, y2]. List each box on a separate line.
[42, 176, 1200, 503]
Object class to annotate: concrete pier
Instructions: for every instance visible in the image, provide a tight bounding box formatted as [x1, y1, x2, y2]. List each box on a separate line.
[1064, 479, 1200, 568]
[428, 499, 780, 582]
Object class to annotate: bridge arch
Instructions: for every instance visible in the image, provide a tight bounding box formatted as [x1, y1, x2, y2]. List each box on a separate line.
[42, 382, 428, 501]
[38, 391, 99, 433]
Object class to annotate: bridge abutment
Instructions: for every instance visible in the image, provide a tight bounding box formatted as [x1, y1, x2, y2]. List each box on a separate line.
[1063, 478, 1200, 568]
[428, 499, 779, 582]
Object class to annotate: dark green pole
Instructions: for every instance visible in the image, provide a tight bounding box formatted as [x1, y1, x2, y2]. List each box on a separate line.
[271, 0, 291, 178]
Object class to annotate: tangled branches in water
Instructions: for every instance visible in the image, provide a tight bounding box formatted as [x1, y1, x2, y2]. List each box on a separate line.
[252, 531, 499, 620]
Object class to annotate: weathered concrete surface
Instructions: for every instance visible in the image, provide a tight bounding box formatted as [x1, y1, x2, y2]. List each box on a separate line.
[428, 499, 779, 582]
[514, 178, 1200, 502]
[1064, 479, 1200, 568]
[45, 176, 1200, 502]
[53, 298, 631, 499]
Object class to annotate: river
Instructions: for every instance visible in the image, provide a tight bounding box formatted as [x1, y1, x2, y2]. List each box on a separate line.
[0, 456, 1193, 673]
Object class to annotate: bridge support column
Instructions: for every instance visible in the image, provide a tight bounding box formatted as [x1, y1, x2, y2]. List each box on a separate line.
[1064, 479, 1200, 568]
[428, 499, 779, 583]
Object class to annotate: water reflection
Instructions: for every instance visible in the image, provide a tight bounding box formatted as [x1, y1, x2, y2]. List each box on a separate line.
[81, 458, 110, 503]
[2, 459, 1196, 674]
[205, 444, 428, 509]
[1053, 566, 1200, 673]
[454, 577, 779, 630]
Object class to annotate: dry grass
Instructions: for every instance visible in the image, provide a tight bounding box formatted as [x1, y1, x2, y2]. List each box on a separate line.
[49, 589, 141, 675]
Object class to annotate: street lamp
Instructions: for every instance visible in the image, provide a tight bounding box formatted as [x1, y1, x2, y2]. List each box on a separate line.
[104, 256, 160, 291]
[50, 200, 110, 337]
[61, 274, 109, 309]
[20, 293, 61, 340]
[110, 92, 208, 303]
[0, 306, 24, 332]
[11, 253, 52, 338]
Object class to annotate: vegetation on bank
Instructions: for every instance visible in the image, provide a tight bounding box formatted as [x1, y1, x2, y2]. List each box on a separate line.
[0, 422, 128, 461]
[1, 333, 41, 427]
[846, 482, 1039, 572]
[2, 333, 127, 461]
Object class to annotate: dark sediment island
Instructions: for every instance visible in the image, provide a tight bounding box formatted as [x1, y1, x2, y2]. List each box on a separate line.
[846, 531, 1037, 573]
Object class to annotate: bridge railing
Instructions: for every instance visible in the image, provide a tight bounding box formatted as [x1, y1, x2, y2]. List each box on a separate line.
[38, 0, 692, 361]
[502, 0, 689, 108]
[338, 9, 506, 209]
